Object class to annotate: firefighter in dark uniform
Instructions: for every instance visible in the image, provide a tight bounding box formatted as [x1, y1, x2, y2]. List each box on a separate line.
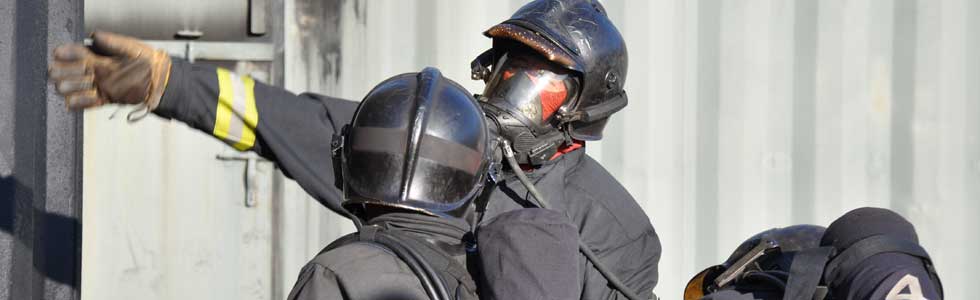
[471, 1, 660, 298]
[48, 0, 659, 298]
[285, 68, 493, 300]
[684, 207, 943, 300]
[284, 67, 583, 300]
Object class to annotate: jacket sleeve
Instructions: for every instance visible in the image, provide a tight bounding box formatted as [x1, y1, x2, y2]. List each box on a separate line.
[153, 59, 358, 214]
[835, 253, 942, 300]
[566, 154, 661, 300]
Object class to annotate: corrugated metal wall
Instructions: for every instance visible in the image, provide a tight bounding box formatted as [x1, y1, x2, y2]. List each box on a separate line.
[82, 65, 279, 300]
[81, 1, 977, 299]
[321, 1, 978, 298]
[82, 1, 289, 299]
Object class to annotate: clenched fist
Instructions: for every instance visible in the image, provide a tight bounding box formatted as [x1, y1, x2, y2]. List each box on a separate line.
[49, 31, 171, 110]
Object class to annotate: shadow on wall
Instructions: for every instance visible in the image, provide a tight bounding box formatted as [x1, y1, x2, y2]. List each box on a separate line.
[0, 176, 80, 289]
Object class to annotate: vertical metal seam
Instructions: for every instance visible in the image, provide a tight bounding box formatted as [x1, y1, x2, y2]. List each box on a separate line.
[414, 0, 437, 67]
[890, 0, 918, 215]
[694, 0, 722, 268]
[602, 0, 627, 179]
[966, 2, 980, 296]
[71, 1, 84, 298]
[791, 0, 819, 224]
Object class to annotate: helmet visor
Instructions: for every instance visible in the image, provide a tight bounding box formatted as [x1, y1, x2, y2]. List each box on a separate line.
[482, 53, 579, 125]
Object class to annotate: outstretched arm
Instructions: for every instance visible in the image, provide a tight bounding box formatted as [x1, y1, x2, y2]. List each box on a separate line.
[153, 59, 358, 215]
[49, 31, 358, 214]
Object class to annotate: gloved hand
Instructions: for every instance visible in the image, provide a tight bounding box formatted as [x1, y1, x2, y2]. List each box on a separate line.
[48, 31, 171, 110]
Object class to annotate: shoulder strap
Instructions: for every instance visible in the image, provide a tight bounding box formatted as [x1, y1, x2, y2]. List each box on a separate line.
[378, 231, 476, 296]
[320, 232, 359, 255]
[325, 226, 477, 300]
[782, 246, 835, 300]
[320, 220, 378, 255]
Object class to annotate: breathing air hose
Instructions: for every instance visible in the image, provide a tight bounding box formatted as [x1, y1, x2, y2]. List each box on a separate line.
[499, 140, 652, 300]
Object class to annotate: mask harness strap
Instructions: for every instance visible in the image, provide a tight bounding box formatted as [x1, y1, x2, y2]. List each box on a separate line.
[500, 140, 653, 300]
[782, 247, 834, 300]
[482, 103, 567, 165]
[324, 225, 450, 300]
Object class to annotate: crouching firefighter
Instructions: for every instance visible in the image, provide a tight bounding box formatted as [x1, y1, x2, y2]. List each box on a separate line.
[684, 207, 943, 300]
[285, 68, 490, 300]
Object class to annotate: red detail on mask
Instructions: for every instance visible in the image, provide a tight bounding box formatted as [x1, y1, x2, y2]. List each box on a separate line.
[549, 140, 584, 160]
[503, 70, 516, 80]
[525, 73, 568, 121]
[519, 140, 585, 170]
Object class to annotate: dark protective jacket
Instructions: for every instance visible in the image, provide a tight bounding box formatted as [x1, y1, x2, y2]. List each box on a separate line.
[831, 252, 941, 300]
[700, 253, 941, 300]
[286, 213, 477, 300]
[476, 208, 583, 300]
[153, 60, 661, 299]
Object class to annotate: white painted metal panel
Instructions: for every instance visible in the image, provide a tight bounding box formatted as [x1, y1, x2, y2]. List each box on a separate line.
[82, 63, 279, 300]
[324, 1, 979, 298]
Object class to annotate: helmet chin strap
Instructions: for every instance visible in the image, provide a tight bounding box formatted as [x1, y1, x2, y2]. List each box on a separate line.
[471, 48, 496, 81]
[555, 90, 628, 123]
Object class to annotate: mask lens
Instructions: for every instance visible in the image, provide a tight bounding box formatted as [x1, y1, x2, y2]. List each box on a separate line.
[483, 53, 579, 123]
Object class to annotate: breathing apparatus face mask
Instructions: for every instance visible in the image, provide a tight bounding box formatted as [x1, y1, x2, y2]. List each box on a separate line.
[480, 51, 581, 166]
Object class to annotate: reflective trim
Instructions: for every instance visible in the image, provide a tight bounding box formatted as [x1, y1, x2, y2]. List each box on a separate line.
[213, 68, 259, 150]
[886, 274, 928, 300]
[484, 23, 579, 71]
[240, 76, 259, 150]
[213, 69, 234, 143]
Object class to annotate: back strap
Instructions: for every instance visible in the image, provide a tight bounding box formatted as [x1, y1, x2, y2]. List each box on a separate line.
[324, 226, 477, 300]
[321, 232, 358, 255]
[783, 246, 834, 300]
[382, 232, 478, 295]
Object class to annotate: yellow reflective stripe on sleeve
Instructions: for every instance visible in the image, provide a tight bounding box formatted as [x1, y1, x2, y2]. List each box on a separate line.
[213, 68, 235, 142]
[235, 76, 259, 151]
[212, 68, 260, 151]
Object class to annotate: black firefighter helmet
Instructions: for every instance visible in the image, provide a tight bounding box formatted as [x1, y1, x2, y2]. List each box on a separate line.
[684, 225, 827, 300]
[472, 0, 628, 164]
[336, 68, 491, 220]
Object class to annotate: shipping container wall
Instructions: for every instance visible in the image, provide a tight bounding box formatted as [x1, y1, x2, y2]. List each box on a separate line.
[81, 0, 349, 299]
[323, 1, 979, 299]
[82, 1, 978, 299]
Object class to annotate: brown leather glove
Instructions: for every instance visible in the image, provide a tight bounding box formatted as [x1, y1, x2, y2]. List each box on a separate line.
[49, 31, 171, 110]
